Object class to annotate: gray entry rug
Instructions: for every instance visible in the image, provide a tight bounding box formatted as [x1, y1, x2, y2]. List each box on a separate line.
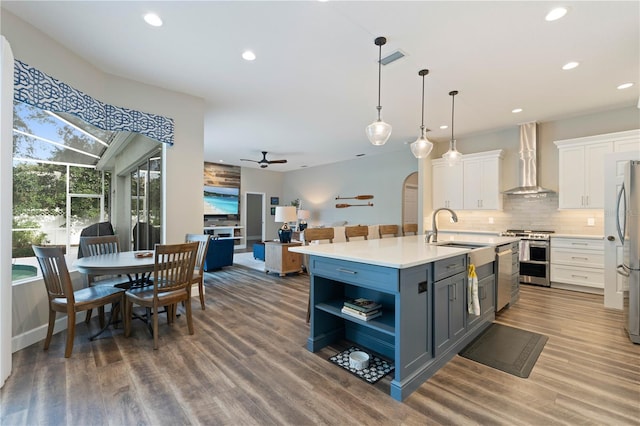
[459, 323, 548, 378]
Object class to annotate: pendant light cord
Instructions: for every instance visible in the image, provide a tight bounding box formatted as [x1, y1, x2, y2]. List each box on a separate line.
[421, 73, 425, 129]
[376, 43, 382, 119]
[451, 92, 455, 141]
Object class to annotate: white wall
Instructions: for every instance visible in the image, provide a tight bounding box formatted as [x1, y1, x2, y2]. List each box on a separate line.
[282, 150, 418, 227]
[2, 11, 205, 351]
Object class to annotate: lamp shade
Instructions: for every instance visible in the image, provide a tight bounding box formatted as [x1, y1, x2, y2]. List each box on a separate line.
[275, 206, 297, 223]
[297, 209, 311, 220]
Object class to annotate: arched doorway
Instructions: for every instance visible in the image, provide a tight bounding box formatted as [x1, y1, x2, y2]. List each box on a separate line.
[402, 172, 419, 230]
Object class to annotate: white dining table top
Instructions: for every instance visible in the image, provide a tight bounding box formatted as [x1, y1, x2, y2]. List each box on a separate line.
[74, 251, 156, 275]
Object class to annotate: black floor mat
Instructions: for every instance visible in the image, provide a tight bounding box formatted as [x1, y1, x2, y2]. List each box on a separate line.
[459, 323, 548, 378]
[328, 346, 394, 384]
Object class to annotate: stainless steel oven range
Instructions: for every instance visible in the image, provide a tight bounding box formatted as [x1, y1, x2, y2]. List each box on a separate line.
[501, 230, 554, 287]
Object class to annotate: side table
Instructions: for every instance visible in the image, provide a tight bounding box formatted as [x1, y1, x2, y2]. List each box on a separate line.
[265, 241, 303, 276]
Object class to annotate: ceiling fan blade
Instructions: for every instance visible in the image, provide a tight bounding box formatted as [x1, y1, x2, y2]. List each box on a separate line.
[268, 159, 287, 164]
[240, 158, 259, 163]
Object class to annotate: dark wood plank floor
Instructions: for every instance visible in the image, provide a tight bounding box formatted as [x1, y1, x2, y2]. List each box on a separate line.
[2, 265, 639, 425]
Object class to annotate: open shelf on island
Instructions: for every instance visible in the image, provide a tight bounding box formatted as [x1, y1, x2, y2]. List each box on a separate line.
[316, 300, 395, 336]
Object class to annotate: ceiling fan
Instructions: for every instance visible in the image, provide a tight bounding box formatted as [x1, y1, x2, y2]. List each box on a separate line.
[240, 151, 288, 168]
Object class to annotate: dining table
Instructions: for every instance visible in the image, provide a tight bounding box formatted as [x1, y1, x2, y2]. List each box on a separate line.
[74, 250, 156, 289]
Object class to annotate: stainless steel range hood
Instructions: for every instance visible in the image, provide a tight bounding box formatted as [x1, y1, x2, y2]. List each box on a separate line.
[503, 122, 554, 195]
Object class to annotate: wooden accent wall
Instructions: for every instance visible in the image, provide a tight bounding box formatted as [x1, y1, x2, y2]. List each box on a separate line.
[204, 162, 240, 188]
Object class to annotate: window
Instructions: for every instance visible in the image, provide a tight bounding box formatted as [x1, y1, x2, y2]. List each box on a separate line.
[12, 100, 114, 282]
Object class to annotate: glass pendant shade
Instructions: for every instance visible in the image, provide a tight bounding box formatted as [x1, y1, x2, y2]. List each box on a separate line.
[410, 127, 434, 159]
[442, 139, 462, 166]
[441, 90, 462, 165]
[366, 118, 392, 146]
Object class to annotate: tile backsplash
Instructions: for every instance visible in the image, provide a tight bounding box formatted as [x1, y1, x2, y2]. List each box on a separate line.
[434, 193, 604, 235]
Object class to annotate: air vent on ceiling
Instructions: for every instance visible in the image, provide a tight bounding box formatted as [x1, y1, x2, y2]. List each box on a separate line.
[381, 50, 406, 65]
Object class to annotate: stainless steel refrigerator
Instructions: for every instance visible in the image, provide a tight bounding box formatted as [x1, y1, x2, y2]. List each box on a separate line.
[617, 160, 640, 344]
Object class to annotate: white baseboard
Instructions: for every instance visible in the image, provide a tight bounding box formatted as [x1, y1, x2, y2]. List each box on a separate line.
[12, 311, 88, 353]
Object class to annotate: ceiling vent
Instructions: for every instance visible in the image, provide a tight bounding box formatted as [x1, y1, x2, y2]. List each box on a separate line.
[381, 50, 406, 65]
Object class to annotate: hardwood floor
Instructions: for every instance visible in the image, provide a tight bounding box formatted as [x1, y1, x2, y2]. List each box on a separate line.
[2, 266, 639, 425]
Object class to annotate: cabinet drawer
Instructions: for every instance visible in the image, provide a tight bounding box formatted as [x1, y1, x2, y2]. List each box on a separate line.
[551, 248, 604, 268]
[550, 264, 604, 288]
[433, 255, 467, 282]
[310, 257, 399, 292]
[551, 238, 604, 250]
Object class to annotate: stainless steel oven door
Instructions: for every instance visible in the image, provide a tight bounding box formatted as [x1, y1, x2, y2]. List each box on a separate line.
[519, 240, 550, 286]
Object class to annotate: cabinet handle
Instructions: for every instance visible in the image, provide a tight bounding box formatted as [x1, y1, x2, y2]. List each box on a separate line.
[445, 263, 458, 269]
[581, 195, 585, 206]
[571, 274, 589, 279]
[571, 242, 588, 246]
[571, 256, 589, 260]
[449, 283, 457, 301]
[336, 268, 357, 275]
[585, 195, 589, 206]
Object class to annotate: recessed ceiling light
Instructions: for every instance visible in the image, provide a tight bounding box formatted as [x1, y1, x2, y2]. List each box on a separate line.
[242, 50, 256, 61]
[440, 125, 449, 130]
[617, 82, 634, 90]
[143, 13, 163, 27]
[545, 7, 568, 22]
[562, 61, 579, 70]
[512, 108, 523, 113]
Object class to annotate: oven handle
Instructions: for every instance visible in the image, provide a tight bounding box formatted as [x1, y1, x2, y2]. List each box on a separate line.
[527, 241, 549, 247]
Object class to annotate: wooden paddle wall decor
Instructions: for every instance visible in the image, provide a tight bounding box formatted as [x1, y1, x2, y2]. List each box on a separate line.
[334, 195, 374, 208]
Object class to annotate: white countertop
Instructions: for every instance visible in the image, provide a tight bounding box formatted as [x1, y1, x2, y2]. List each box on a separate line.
[289, 234, 520, 269]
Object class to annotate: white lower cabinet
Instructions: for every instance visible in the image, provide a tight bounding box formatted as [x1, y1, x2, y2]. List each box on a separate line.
[550, 237, 604, 289]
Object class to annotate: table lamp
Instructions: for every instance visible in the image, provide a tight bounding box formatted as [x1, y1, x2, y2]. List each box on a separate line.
[275, 206, 297, 243]
[297, 209, 310, 231]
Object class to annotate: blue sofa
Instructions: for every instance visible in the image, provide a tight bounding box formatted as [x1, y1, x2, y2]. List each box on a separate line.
[204, 237, 235, 271]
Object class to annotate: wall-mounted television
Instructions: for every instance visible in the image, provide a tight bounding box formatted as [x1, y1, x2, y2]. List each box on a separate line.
[204, 186, 239, 215]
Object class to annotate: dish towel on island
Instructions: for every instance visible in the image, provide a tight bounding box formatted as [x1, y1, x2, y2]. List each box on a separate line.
[468, 264, 480, 316]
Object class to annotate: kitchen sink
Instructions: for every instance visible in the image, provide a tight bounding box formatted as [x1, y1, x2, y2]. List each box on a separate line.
[435, 242, 495, 267]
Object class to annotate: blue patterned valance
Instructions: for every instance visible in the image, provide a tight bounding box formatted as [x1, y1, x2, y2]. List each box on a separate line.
[13, 59, 174, 145]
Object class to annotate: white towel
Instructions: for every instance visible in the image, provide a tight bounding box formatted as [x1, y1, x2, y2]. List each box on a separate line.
[468, 264, 480, 316]
[519, 240, 530, 261]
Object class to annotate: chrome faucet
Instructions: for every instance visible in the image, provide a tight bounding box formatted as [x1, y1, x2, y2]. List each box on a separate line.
[426, 208, 459, 243]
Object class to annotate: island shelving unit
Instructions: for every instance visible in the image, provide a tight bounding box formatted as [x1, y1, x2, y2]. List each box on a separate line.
[290, 234, 519, 401]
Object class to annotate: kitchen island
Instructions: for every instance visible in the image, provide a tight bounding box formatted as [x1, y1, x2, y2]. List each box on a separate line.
[289, 234, 519, 401]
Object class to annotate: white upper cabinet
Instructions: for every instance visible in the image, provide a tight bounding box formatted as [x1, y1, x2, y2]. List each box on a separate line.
[432, 150, 503, 211]
[463, 153, 502, 210]
[432, 161, 463, 210]
[555, 130, 640, 209]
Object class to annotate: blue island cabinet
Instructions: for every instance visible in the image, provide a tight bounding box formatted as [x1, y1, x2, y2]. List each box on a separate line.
[307, 255, 439, 401]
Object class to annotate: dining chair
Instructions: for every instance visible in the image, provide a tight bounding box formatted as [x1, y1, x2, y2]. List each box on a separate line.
[345, 225, 369, 242]
[403, 223, 418, 236]
[32, 245, 126, 358]
[185, 233, 211, 310]
[79, 235, 130, 326]
[124, 242, 199, 350]
[302, 228, 335, 323]
[379, 224, 399, 238]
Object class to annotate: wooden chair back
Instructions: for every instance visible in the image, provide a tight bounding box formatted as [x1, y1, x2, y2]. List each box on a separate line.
[185, 234, 211, 310]
[152, 242, 199, 296]
[403, 223, 418, 236]
[345, 225, 369, 241]
[185, 234, 211, 275]
[80, 235, 120, 257]
[34, 245, 74, 304]
[379, 224, 399, 238]
[303, 227, 334, 244]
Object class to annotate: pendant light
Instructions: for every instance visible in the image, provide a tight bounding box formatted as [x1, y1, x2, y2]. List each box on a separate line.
[442, 90, 462, 166]
[410, 69, 434, 159]
[366, 36, 392, 146]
